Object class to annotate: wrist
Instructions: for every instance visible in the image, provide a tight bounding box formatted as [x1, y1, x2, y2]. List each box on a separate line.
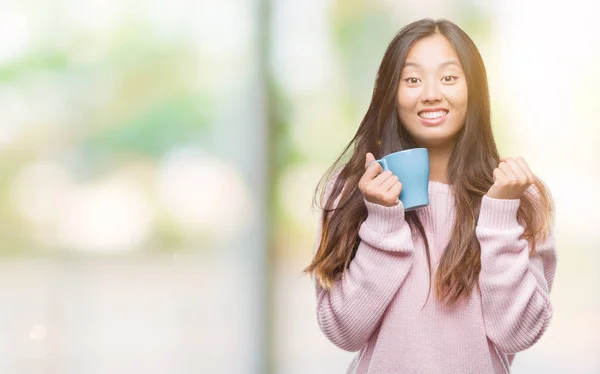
[362, 197, 406, 233]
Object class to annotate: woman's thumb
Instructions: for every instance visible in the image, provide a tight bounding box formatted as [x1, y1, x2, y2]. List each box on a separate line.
[365, 152, 375, 168]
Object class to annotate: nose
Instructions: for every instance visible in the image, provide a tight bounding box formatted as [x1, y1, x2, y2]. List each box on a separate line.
[421, 80, 442, 104]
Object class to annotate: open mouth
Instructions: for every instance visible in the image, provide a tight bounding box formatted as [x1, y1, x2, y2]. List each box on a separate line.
[417, 110, 449, 126]
[418, 110, 449, 119]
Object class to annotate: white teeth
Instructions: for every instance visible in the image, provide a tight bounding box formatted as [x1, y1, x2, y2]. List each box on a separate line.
[419, 110, 448, 119]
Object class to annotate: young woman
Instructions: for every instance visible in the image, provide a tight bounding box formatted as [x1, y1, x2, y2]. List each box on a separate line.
[304, 18, 557, 374]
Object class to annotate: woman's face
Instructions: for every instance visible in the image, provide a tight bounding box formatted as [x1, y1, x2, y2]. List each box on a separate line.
[397, 34, 468, 149]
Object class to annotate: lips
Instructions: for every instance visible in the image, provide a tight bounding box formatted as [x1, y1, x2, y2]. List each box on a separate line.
[417, 109, 449, 126]
[418, 108, 449, 119]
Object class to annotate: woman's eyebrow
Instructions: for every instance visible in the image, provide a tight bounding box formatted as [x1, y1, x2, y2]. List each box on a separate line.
[404, 60, 461, 69]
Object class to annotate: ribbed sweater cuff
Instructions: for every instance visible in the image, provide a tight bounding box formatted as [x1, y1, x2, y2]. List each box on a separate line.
[478, 195, 521, 230]
[362, 197, 406, 234]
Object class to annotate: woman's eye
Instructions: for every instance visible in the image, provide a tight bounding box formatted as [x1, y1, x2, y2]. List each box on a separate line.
[404, 77, 420, 84]
[442, 76, 458, 82]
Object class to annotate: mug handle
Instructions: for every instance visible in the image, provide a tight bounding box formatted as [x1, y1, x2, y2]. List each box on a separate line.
[367, 159, 388, 172]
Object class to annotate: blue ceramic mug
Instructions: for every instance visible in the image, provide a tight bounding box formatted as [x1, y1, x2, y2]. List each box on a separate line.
[368, 148, 430, 210]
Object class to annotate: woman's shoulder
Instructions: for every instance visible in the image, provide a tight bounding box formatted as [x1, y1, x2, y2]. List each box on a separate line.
[326, 166, 345, 185]
[323, 167, 346, 195]
[320, 166, 354, 209]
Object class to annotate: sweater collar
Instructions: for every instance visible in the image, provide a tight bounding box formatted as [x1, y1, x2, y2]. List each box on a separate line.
[428, 180, 452, 194]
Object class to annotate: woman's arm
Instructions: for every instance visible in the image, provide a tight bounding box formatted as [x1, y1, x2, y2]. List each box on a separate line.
[476, 194, 557, 354]
[313, 179, 416, 352]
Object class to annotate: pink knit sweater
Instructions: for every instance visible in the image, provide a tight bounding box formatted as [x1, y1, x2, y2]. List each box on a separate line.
[313, 177, 557, 374]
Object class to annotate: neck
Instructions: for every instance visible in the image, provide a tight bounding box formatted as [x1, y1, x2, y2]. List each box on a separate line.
[427, 145, 453, 184]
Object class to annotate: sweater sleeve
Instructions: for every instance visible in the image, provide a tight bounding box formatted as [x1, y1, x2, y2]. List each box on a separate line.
[476, 192, 557, 354]
[312, 179, 416, 352]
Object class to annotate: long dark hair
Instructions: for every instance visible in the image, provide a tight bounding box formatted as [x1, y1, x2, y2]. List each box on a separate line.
[303, 18, 554, 307]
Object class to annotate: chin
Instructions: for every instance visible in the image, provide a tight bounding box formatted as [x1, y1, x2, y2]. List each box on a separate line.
[416, 136, 455, 148]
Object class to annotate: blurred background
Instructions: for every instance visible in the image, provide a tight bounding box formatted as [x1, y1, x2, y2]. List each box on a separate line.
[0, 0, 598, 373]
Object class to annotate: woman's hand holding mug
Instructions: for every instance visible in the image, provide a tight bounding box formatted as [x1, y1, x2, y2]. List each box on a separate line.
[359, 152, 403, 207]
